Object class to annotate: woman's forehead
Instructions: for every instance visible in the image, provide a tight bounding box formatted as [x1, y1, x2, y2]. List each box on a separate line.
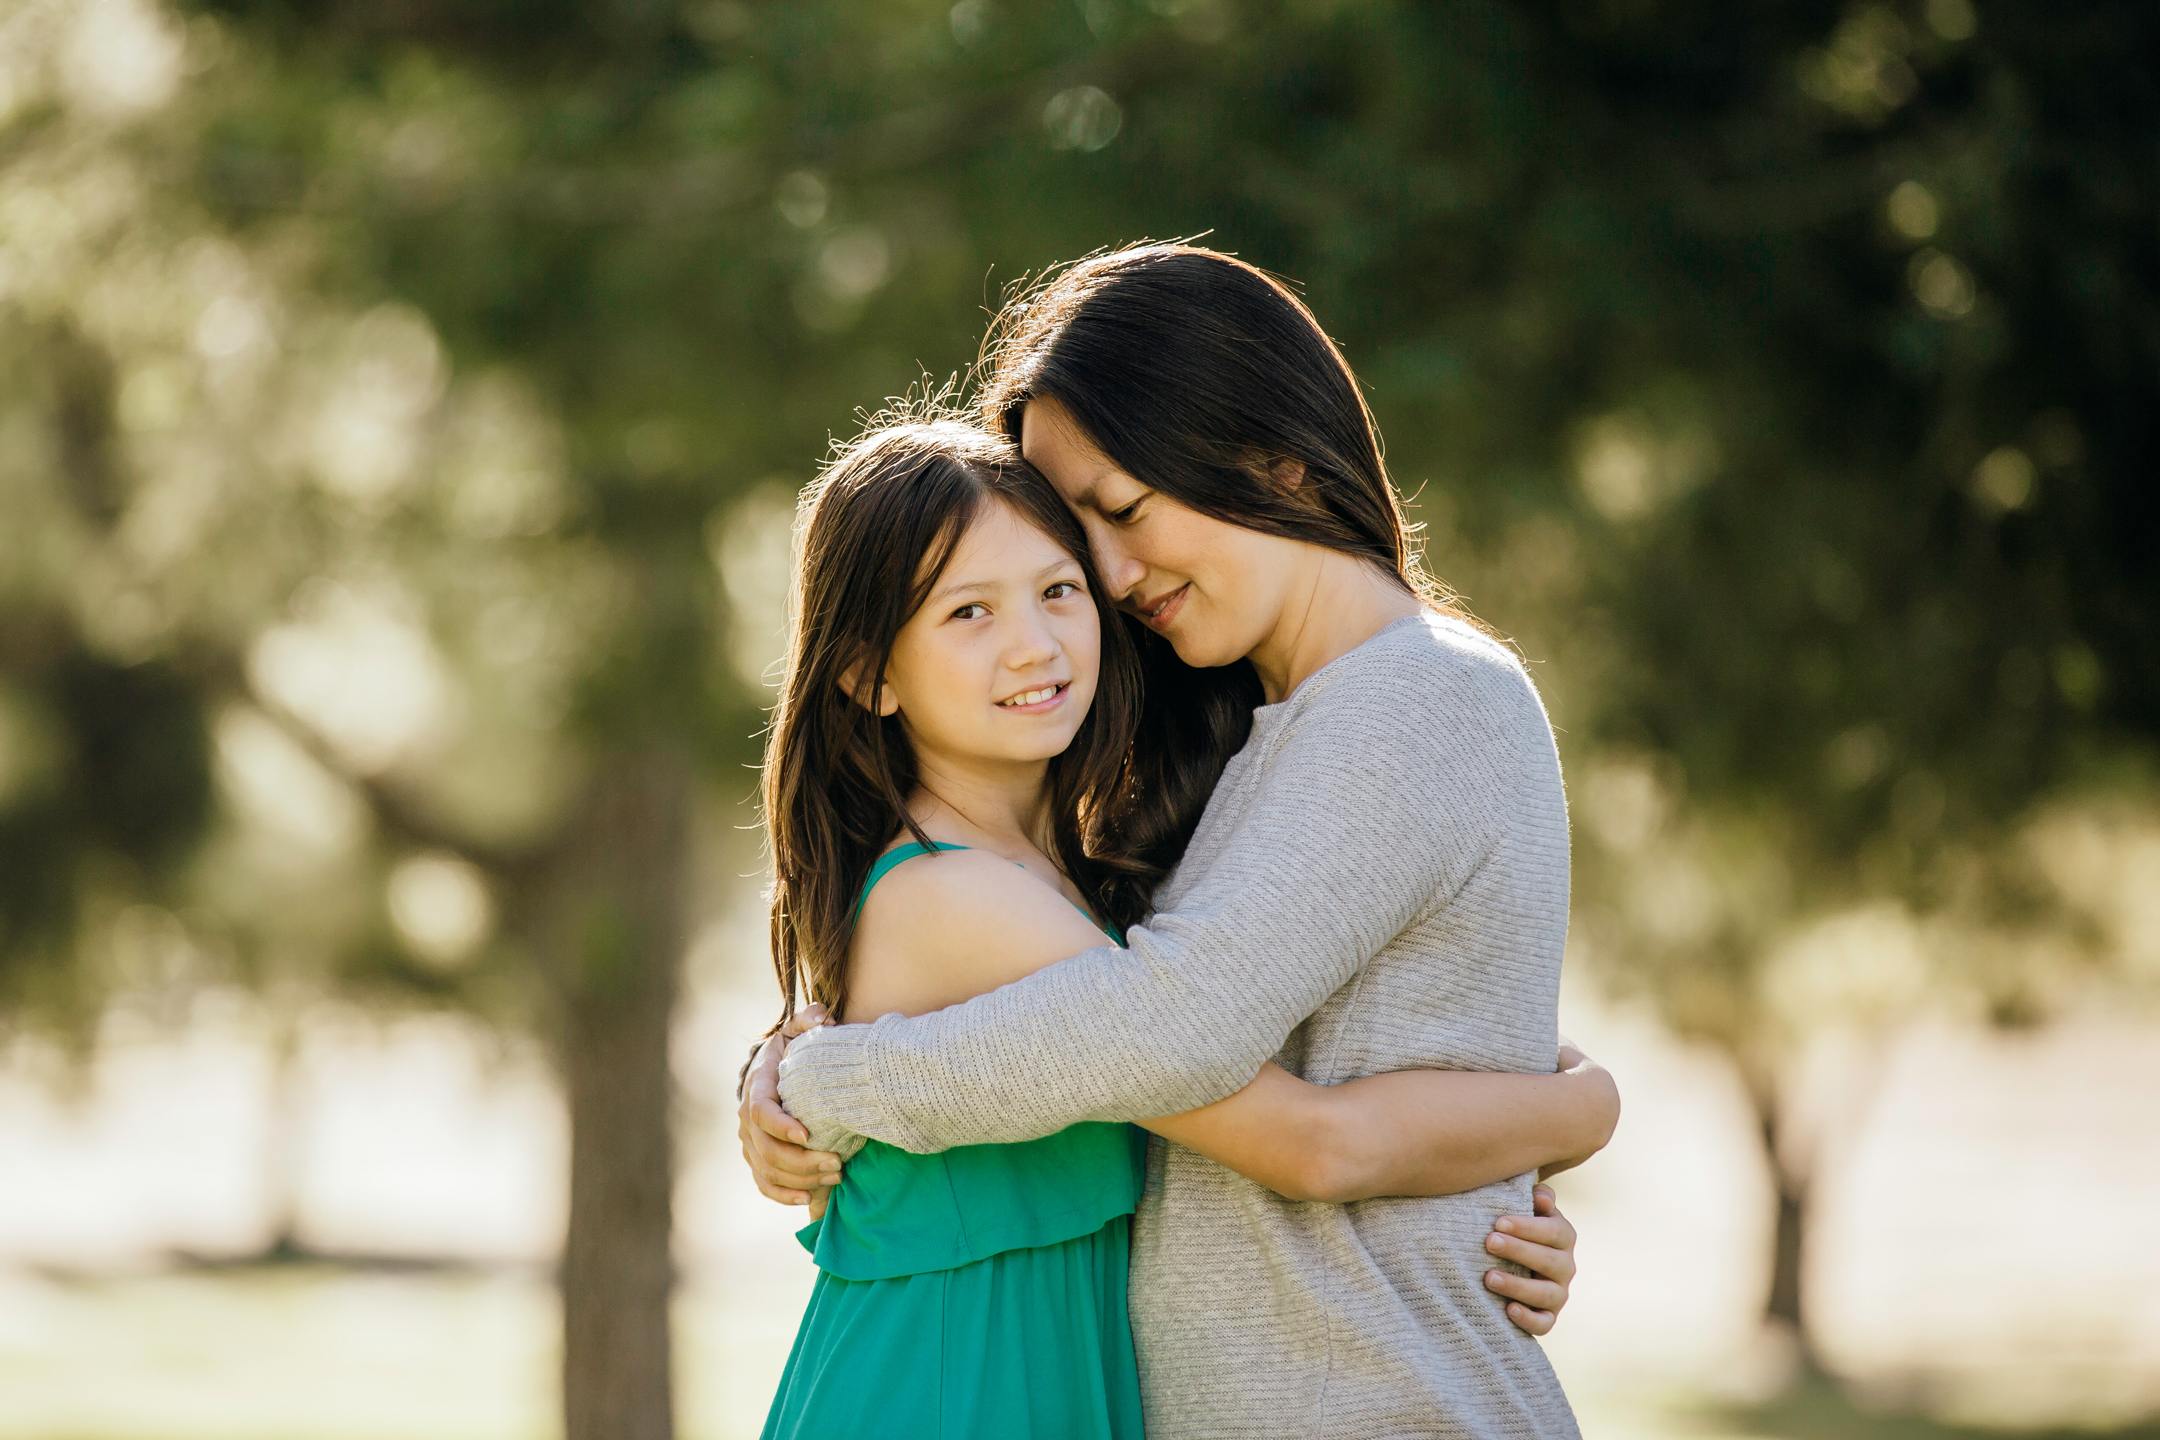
[1020, 396, 1112, 470]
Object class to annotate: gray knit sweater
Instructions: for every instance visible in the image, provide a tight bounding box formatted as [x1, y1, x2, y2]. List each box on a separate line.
[777, 613, 1579, 1440]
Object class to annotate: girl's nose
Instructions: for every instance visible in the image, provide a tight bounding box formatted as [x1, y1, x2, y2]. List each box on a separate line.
[1004, 607, 1061, 667]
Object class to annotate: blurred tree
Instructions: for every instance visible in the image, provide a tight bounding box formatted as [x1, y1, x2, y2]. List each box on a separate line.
[5, 0, 2153, 1425]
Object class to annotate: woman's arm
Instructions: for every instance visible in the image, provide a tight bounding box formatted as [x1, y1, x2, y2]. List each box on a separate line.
[1140, 1044, 1619, 1203]
[741, 1019, 1596, 1338]
[774, 645, 1545, 1156]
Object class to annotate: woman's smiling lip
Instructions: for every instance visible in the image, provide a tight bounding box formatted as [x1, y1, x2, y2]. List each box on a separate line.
[995, 681, 1070, 714]
[1135, 583, 1189, 631]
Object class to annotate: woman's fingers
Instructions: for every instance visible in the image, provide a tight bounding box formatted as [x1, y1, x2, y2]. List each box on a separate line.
[754, 1126, 842, 1190]
[741, 1035, 801, 1139]
[741, 1148, 811, 1204]
[736, 1112, 841, 1202]
[735, 1027, 842, 1204]
[780, 1003, 830, 1040]
[740, 1105, 841, 1187]
[738, 1112, 810, 1205]
[746, 1089, 808, 1147]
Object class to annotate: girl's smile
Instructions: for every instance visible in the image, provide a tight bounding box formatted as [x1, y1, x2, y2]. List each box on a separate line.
[996, 682, 1070, 713]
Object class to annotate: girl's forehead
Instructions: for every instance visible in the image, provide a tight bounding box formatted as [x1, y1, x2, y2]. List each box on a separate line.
[904, 495, 1081, 611]
[945, 497, 1077, 569]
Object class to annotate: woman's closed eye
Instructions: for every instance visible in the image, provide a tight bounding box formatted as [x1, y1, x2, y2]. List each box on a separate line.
[1107, 499, 1144, 525]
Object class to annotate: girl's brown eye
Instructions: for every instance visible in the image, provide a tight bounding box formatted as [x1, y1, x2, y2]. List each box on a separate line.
[1045, 582, 1080, 601]
[952, 603, 986, 621]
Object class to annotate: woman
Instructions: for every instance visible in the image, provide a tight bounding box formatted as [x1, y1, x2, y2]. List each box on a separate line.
[749, 245, 1594, 1438]
[756, 414, 1614, 1439]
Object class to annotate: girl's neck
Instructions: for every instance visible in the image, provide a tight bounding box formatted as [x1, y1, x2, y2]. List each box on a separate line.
[1246, 549, 1424, 704]
[904, 748, 1055, 861]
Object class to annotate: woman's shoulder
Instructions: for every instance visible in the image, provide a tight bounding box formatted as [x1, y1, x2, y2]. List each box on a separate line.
[1297, 611, 1548, 732]
[1229, 614, 1563, 844]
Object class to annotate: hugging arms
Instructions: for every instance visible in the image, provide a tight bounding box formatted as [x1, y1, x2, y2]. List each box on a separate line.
[742, 639, 1617, 1332]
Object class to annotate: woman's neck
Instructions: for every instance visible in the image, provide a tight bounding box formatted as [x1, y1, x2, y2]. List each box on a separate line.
[1246, 549, 1424, 704]
[904, 748, 1056, 861]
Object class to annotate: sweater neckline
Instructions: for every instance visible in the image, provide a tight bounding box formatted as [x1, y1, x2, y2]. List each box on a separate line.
[1245, 611, 1436, 737]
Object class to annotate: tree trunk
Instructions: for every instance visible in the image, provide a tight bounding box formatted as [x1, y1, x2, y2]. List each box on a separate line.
[1763, 1111, 1807, 1332]
[544, 745, 692, 1440]
[1755, 1093, 1818, 1377]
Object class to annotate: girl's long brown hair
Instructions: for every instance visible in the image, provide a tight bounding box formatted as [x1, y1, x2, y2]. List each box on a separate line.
[761, 414, 1148, 1035]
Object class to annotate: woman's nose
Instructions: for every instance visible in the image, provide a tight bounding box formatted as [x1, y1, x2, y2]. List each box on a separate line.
[1090, 532, 1146, 600]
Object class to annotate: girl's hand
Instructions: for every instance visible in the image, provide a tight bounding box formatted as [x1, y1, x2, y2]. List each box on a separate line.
[737, 1005, 844, 1212]
[1483, 1183, 1578, 1336]
[1538, 1041, 1619, 1181]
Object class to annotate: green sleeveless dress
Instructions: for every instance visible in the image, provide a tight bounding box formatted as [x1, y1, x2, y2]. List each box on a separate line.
[759, 843, 1148, 1440]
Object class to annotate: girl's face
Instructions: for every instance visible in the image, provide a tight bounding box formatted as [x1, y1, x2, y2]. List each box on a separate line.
[873, 498, 1101, 769]
[1021, 397, 1310, 671]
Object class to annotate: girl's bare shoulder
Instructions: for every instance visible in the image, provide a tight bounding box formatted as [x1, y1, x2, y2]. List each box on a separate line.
[845, 848, 1111, 1021]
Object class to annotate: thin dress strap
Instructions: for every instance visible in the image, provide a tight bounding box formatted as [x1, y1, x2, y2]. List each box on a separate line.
[850, 840, 1124, 944]
[852, 842, 969, 922]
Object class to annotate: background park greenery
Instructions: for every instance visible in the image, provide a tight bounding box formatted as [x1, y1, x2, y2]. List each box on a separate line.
[0, 0, 2153, 1436]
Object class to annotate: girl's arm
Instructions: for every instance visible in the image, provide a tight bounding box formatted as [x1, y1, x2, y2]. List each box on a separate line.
[1140, 1043, 1619, 1204]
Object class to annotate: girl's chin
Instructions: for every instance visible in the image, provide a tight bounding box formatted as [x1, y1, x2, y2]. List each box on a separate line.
[960, 726, 1089, 765]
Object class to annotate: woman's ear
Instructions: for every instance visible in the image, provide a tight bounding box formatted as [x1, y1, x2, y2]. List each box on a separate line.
[838, 659, 900, 717]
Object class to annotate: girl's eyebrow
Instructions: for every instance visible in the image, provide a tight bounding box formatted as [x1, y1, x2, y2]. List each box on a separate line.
[927, 557, 1079, 605]
[927, 576, 996, 603]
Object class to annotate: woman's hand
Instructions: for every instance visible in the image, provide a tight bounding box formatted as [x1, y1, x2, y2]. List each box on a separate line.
[1483, 1183, 1578, 1336]
[737, 1005, 844, 1220]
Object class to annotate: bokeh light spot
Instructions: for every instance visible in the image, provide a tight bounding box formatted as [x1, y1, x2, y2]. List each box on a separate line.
[1043, 86, 1122, 152]
[1886, 181, 1939, 240]
[387, 853, 493, 969]
[1970, 446, 2036, 512]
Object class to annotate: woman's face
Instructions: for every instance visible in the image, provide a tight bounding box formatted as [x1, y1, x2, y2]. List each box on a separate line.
[1021, 397, 1310, 671]
[873, 498, 1101, 770]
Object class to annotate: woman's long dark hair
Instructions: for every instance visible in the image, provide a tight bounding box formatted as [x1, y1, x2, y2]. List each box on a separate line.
[977, 243, 1472, 880]
[762, 414, 1147, 1032]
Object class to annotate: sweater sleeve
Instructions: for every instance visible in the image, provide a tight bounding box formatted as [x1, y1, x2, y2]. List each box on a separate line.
[777, 632, 1538, 1155]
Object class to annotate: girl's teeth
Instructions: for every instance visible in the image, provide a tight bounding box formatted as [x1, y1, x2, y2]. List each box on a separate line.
[1003, 686, 1058, 706]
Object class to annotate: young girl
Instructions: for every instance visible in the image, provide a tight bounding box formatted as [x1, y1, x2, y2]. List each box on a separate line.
[755, 413, 1614, 1439]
